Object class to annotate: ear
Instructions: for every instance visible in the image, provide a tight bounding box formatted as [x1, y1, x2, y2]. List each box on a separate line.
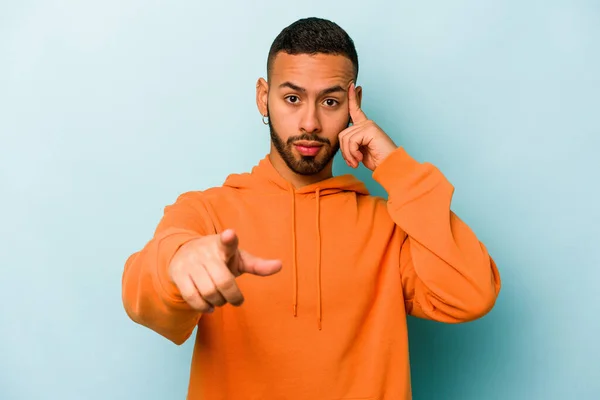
[354, 84, 363, 109]
[256, 77, 269, 117]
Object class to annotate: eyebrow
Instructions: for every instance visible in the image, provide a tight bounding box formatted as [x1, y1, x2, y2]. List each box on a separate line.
[278, 81, 346, 97]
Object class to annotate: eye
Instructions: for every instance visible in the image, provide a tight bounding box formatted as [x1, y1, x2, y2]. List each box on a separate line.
[323, 99, 339, 107]
[285, 95, 300, 104]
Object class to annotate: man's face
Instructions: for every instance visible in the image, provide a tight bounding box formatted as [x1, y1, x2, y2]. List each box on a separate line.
[257, 53, 360, 176]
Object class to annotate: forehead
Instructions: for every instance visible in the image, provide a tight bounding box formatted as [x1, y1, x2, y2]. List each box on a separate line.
[269, 53, 355, 89]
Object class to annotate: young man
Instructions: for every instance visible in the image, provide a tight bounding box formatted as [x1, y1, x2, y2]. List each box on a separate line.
[122, 17, 501, 400]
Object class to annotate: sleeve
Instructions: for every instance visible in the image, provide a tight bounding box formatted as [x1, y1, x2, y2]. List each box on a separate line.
[372, 147, 501, 323]
[121, 191, 217, 344]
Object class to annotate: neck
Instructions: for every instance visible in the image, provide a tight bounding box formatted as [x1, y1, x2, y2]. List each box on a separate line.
[268, 149, 333, 189]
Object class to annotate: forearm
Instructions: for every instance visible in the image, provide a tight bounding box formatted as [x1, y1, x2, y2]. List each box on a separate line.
[121, 191, 215, 343]
[122, 228, 203, 344]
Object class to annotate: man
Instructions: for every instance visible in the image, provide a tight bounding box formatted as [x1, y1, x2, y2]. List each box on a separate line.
[122, 17, 501, 400]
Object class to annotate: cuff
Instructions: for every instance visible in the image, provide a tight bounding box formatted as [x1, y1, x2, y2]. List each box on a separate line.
[372, 146, 424, 189]
[372, 146, 449, 206]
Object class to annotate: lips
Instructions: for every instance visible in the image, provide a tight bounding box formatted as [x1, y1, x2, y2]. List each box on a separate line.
[294, 141, 323, 156]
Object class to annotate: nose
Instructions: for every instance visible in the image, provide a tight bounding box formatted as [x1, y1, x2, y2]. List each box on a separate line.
[299, 104, 321, 134]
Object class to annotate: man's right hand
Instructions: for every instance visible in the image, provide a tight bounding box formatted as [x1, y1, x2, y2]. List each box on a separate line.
[168, 229, 282, 313]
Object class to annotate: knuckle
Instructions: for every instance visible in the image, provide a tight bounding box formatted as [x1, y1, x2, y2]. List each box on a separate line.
[196, 304, 213, 314]
[201, 288, 224, 306]
[197, 302, 213, 313]
[181, 291, 200, 307]
[197, 244, 212, 260]
[213, 298, 226, 307]
[201, 287, 218, 300]
[215, 277, 236, 291]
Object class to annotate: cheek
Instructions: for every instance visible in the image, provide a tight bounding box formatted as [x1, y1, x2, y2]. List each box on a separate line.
[321, 112, 350, 142]
[269, 104, 296, 141]
[269, 99, 295, 122]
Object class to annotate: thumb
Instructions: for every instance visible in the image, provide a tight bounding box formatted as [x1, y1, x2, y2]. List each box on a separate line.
[237, 250, 282, 277]
[219, 229, 239, 261]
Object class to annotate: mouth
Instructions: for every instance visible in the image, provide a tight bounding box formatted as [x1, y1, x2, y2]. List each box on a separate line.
[293, 141, 324, 157]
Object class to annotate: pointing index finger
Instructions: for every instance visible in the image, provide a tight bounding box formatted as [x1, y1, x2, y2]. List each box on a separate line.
[348, 82, 367, 124]
[219, 229, 239, 261]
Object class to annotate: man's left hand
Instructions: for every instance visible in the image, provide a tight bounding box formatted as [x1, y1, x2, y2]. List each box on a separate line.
[338, 82, 397, 171]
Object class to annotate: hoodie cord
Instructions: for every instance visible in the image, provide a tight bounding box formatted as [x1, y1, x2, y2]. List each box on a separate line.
[315, 188, 322, 330]
[290, 187, 323, 330]
[291, 191, 298, 317]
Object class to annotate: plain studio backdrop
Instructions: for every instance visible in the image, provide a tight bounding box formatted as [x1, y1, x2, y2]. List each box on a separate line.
[1, 1, 599, 399]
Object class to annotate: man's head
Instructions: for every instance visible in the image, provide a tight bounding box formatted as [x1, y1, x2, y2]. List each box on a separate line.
[256, 17, 362, 177]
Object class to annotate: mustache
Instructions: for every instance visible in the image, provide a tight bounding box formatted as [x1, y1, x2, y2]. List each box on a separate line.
[287, 134, 331, 146]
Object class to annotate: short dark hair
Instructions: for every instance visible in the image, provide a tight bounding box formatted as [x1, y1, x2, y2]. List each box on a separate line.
[266, 17, 359, 81]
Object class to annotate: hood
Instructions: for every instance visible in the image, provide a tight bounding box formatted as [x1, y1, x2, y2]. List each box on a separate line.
[223, 155, 370, 329]
[223, 154, 369, 196]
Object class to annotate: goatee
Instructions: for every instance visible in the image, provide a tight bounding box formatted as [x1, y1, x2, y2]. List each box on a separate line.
[268, 115, 340, 176]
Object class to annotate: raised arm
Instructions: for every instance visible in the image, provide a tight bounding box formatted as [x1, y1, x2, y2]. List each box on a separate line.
[338, 82, 500, 323]
[373, 147, 501, 323]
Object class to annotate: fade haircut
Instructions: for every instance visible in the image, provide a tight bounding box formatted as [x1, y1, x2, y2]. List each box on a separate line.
[266, 17, 359, 81]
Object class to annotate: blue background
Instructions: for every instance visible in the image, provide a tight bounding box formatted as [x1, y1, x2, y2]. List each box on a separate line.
[1, 1, 598, 399]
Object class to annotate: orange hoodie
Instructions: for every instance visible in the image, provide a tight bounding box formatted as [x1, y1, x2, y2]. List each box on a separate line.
[122, 146, 501, 399]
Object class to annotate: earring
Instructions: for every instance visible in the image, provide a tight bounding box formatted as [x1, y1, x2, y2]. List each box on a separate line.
[262, 115, 269, 125]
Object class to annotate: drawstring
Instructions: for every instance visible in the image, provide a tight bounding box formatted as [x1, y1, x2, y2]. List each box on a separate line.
[290, 187, 323, 330]
[315, 188, 322, 330]
[291, 190, 298, 317]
